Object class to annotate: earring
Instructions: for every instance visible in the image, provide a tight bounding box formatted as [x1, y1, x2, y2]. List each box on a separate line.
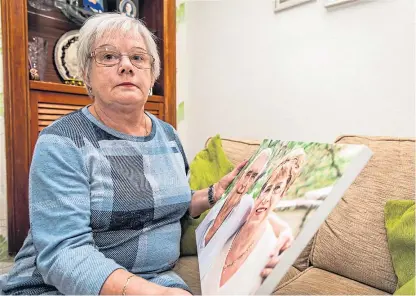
[148, 88, 153, 96]
[86, 85, 94, 97]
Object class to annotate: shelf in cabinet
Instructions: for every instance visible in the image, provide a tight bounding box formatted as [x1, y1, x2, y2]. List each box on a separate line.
[30, 81, 88, 95]
[148, 95, 164, 103]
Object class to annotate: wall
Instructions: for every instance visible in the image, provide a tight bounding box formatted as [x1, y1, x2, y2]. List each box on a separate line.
[181, 0, 415, 160]
[176, 0, 190, 153]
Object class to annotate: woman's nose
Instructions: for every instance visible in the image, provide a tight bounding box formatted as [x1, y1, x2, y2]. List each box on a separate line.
[118, 56, 134, 74]
[239, 175, 249, 188]
[262, 190, 272, 204]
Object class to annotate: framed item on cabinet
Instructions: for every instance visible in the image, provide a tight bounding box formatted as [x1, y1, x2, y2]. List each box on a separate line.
[274, 0, 313, 12]
[54, 30, 83, 82]
[324, 0, 358, 8]
[117, 0, 139, 18]
[83, 0, 107, 13]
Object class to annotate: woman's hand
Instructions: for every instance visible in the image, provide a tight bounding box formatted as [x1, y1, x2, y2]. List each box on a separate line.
[214, 160, 248, 202]
[187, 160, 248, 217]
[260, 233, 293, 281]
[261, 252, 282, 280]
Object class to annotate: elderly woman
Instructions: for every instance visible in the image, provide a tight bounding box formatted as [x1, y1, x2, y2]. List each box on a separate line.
[0, 13, 245, 295]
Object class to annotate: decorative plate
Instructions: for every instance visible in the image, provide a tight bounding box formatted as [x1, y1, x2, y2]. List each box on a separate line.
[54, 30, 82, 81]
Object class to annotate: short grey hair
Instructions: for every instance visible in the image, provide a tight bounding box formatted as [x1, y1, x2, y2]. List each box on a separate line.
[77, 13, 160, 88]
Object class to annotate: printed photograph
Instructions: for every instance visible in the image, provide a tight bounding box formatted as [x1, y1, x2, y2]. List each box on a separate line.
[118, 0, 139, 18]
[83, 0, 106, 13]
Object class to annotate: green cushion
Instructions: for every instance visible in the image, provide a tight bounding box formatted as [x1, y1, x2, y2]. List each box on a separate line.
[180, 134, 234, 256]
[384, 200, 415, 295]
[394, 277, 415, 296]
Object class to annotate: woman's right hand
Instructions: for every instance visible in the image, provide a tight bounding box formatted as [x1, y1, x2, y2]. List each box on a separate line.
[101, 270, 192, 296]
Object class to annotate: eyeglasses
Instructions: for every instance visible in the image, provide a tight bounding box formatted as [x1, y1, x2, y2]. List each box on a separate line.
[90, 48, 154, 69]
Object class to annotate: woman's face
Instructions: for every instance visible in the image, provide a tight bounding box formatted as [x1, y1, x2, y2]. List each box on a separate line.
[126, 3, 132, 13]
[246, 167, 290, 225]
[88, 32, 153, 109]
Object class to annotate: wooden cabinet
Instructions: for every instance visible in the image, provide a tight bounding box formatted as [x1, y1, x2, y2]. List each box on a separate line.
[1, 1, 176, 254]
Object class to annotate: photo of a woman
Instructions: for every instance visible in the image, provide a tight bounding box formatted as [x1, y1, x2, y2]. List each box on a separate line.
[201, 149, 306, 295]
[118, 0, 138, 18]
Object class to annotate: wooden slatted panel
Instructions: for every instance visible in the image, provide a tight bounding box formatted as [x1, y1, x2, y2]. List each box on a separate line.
[38, 103, 81, 110]
[38, 102, 85, 131]
[145, 102, 161, 112]
[38, 114, 63, 121]
[37, 102, 164, 132]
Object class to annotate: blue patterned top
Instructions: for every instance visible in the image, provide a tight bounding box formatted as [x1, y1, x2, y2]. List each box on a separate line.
[2, 107, 192, 295]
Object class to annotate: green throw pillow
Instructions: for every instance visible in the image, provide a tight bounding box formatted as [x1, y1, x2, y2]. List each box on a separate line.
[384, 200, 415, 295]
[180, 134, 234, 256]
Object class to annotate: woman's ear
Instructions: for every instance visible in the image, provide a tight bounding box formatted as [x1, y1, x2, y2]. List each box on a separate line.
[149, 82, 155, 95]
[82, 73, 94, 97]
[82, 71, 88, 86]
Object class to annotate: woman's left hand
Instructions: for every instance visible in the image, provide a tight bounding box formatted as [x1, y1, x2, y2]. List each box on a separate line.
[261, 252, 282, 280]
[260, 234, 293, 281]
[214, 160, 248, 202]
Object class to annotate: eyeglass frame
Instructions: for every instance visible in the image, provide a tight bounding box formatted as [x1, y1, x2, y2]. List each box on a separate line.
[89, 48, 155, 70]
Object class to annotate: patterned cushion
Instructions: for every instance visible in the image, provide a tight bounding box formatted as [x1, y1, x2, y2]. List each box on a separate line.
[215, 138, 261, 166]
[180, 135, 234, 256]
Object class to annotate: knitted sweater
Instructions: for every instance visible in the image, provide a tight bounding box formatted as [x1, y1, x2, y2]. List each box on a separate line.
[2, 107, 192, 295]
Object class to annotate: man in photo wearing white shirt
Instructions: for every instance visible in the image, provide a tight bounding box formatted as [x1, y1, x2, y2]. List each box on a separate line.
[196, 148, 272, 278]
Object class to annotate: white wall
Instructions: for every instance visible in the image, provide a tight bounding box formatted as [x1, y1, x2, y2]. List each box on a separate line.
[176, 1, 191, 155]
[181, 0, 415, 160]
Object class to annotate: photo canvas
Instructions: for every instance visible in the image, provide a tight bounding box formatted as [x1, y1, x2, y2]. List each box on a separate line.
[196, 139, 372, 295]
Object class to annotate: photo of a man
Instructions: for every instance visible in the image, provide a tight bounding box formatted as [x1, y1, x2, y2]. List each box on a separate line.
[196, 148, 272, 278]
[84, 0, 104, 13]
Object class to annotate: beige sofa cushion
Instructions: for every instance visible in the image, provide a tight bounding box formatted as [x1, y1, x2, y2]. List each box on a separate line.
[276, 266, 302, 289]
[212, 138, 261, 166]
[274, 267, 387, 295]
[174, 256, 201, 295]
[310, 136, 415, 293]
[174, 256, 301, 295]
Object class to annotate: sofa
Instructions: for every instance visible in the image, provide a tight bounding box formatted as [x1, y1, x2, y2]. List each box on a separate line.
[173, 135, 415, 295]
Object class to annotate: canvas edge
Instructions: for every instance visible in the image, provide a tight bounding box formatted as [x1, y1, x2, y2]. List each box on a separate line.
[254, 144, 373, 295]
